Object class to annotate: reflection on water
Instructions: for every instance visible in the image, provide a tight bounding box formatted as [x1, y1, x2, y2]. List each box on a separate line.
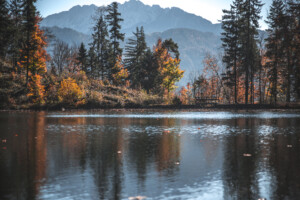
[1, 110, 300, 199]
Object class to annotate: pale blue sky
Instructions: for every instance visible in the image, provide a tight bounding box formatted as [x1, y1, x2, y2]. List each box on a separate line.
[36, 0, 272, 29]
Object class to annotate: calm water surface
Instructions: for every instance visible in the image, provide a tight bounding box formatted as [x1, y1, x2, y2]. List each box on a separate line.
[1, 110, 300, 200]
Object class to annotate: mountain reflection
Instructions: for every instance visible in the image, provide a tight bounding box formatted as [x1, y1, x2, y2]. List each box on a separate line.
[1, 111, 300, 199]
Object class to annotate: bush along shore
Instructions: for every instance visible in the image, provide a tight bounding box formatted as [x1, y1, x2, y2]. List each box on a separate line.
[0, 62, 163, 110]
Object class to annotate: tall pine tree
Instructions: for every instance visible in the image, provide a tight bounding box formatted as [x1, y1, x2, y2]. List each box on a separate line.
[91, 8, 111, 80]
[265, 0, 285, 105]
[21, 0, 38, 85]
[288, 0, 300, 100]
[77, 43, 87, 73]
[8, 0, 24, 70]
[239, 0, 263, 104]
[221, 0, 242, 104]
[124, 26, 147, 88]
[106, 1, 125, 75]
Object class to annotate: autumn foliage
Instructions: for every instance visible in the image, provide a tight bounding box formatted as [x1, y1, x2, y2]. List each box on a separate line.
[112, 56, 128, 86]
[57, 78, 85, 105]
[27, 74, 45, 104]
[154, 39, 184, 100]
[18, 16, 49, 75]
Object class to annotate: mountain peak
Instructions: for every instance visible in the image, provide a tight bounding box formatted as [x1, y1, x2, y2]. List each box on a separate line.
[123, 0, 149, 8]
[126, 0, 143, 4]
[41, 1, 221, 35]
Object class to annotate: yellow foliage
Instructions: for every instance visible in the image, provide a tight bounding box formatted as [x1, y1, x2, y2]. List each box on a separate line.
[112, 56, 128, 86]
[57, 77, 85, 105]
[160, 57, 184, 94]
[154, 39, 184, 98]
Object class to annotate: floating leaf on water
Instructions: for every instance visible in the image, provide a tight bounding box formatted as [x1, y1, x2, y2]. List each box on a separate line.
[128, 196, 147, 200]
[243, 154, 252, 157]
[198, 128, 201, 130]
[287, 145, 292, 148]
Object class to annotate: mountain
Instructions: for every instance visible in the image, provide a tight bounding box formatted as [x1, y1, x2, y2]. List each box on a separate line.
[41, 0, 223, 86]
[43, 26, 91, 46]
[41, 0, 222, 36]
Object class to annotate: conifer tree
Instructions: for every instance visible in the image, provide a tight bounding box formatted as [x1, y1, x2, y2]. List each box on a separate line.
[0, 0, 10, 58]
[21, 0, 38, 85]
[140, 49, 158, 93]
[106, 2, 125, 66]
[124, 26, 147, 88]
[8, 0, 24, 69]
[18, 16, 48, 75]
[17, 15, 49, 104]
[239, 0, 263, 104]
[288, 0, 300, 100]
[91, 8, 111, 79]
[87, 46, 96, 77]
[265, 0, 285, 105]
[77, 43, 87, 72]
[221, 1, 242, 104]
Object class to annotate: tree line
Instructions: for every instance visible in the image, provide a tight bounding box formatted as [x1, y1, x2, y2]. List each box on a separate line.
[0, 1, 184, 107]
[191, 0, 299, 105]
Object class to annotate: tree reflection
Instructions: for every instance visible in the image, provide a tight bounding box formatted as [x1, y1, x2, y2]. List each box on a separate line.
[87, 117, 124, 200]
[268, 118, 300, 200]
[0, 112, 47, 200]
[222, 117, 259, 199]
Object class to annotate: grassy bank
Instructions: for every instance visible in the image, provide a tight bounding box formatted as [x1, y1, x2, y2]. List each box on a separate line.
[0, 61, 162, 110]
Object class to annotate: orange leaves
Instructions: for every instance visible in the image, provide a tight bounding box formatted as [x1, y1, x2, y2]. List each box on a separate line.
[153, 39, 184, 97]
[179, 86, 188, 104]
[195, 53, 222, 100]
[57, 77, 85, 105]
[112, 56, 128, 86]
[18, 16, 49, 75]
[27, 74, 45, 104]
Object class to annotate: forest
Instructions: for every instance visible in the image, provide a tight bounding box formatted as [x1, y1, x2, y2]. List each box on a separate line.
[0, 0, 299, 109]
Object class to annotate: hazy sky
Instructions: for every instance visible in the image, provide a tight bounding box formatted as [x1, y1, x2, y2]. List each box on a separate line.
[36, 0, 272, 29]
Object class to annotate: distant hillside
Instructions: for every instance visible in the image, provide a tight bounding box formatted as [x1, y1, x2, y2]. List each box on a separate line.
[42, 26, 91, 46]
[145, 28, 221, 86]
[41, 0, 222, 36]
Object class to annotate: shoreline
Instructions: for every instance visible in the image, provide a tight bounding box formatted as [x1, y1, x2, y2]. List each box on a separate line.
[1, 103, 300, 112]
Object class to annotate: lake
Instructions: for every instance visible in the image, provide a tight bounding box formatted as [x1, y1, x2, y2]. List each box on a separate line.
[1, 110, 300, 200]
